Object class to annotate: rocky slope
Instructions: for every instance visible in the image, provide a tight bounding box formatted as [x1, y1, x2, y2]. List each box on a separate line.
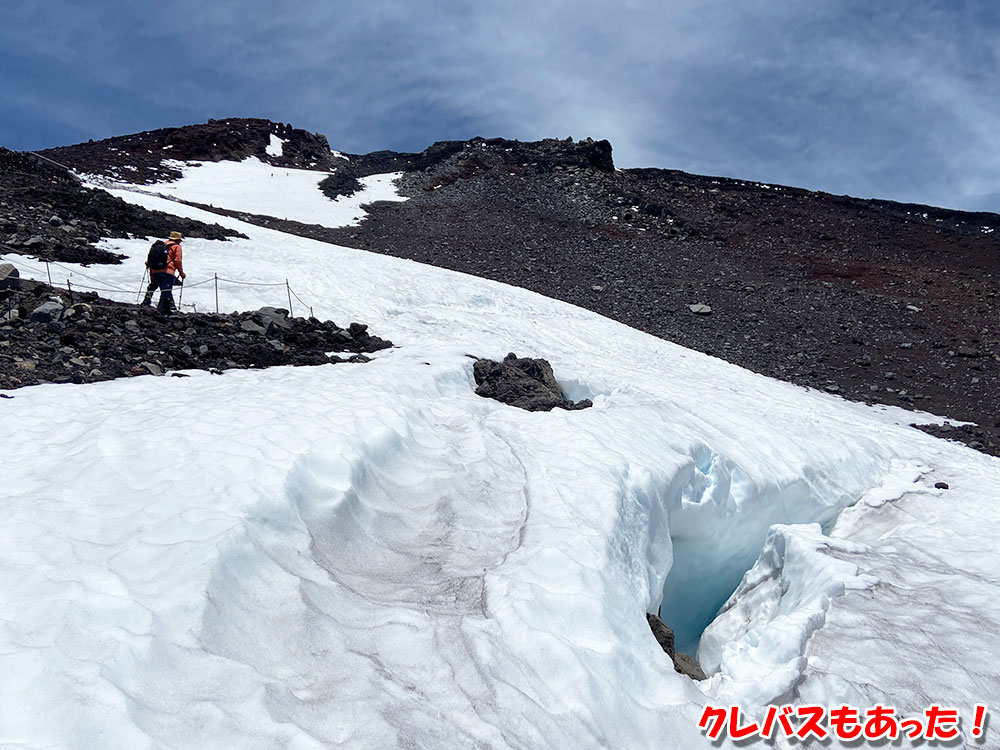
[0, 147, 243, 265]
[15, 119, 1000, 455]
[0, 271, 390, 389]
[41, 117, 344, 184]
[334, 138, 1000, 455]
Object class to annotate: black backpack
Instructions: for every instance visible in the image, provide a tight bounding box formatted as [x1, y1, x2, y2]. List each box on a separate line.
[146, 240, 169, 270]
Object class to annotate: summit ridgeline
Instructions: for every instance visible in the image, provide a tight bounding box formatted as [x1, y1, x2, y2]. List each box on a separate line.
[40, 118, 346, 184]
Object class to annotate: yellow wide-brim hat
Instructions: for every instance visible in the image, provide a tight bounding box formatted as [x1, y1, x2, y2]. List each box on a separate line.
[169, 231, 183, 240]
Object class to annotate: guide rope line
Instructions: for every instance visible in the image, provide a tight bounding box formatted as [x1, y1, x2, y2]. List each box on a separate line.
[23, 152, 162, 200]
[46, 260, 131, 292]
[0, 255, 62, 288]
[84, 176, 198, 211]
[0, 252, 131, 293]
[5, 271, 319, 313]
[3, 249, 321, 316]
[288, 286, 310, 309]
[0, 267, 136, 296]
[24, 153, 225, 219]
[26, 151, 81, 175]
[177, 278, 214, 288]
[0, 254, 48, 275]
[26, 157, 193, 214]
[57, 282, 136, 295]
[3, 161, 326, 313]
[213, 276, 286, 287]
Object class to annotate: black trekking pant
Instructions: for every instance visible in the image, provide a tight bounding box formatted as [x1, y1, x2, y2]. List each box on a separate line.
[142, 275, 157, 306]
[150, 272, 176, 314]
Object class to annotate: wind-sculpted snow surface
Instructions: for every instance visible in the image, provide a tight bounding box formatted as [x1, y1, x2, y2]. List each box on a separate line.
[4, 165, 1000, 748]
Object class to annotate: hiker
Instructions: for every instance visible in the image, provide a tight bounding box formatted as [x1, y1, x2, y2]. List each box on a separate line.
[143, 231, 186, 314]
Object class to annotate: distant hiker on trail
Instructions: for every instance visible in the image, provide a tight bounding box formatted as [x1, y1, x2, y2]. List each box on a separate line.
[142, 231, 186, 314]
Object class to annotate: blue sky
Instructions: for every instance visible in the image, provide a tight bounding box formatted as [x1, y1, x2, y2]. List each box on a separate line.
[2, 1, 998, 212]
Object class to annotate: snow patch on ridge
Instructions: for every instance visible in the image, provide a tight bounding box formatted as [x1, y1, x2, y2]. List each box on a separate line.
[131, 157, 406, 228]
[266, 133, 286, 157]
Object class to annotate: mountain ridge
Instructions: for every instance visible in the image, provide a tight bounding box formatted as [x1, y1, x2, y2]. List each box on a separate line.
[6, 118, 998, 455]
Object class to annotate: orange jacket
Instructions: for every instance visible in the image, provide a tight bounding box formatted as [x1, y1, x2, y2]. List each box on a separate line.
[165, 240, 185, 278]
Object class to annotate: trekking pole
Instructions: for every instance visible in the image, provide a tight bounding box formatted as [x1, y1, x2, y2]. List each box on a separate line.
[45, 261, 52, 285]
[286, 279, 293, 316]
[135, 269, 148, 303]
[178, 279, 184, 308]
[214, 273, 219, 313]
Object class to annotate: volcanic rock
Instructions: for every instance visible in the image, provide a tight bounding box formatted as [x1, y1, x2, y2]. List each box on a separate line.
[0, 263, 18, 290]
[0, 283, 392, 391]
[29, 300, 63, 324]
[472, 352, 592, 412]
[646, 613, 707, 681]
[252, 306, 294, 335]
[40, 118, 343, 184]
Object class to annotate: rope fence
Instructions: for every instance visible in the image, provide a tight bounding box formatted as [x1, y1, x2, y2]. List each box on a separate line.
[0, 252, 319, 319]
[287, 285, 314, 318]
[213, 276, 285, 287]
[47, 259, 132, 292]
[1, 152, 320, 318]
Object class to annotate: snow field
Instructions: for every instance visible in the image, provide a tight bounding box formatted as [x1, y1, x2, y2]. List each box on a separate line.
[117, 156, 406, 227]
[4, 161, 1000, 748]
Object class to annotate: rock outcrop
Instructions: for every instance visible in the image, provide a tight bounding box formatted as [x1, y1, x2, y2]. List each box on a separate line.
[40, 118, 344, 184]
[646, 613, 707, 681]
[318, 136, 614, 199]
[472, 352, 592, 412]
[0, 280, 390, 390]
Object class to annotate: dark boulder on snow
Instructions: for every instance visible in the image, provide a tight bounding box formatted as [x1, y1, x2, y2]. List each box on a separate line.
[646, 613, 707, 681]
[253, 306, 294, 333]
[472, 352, 592, 412]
